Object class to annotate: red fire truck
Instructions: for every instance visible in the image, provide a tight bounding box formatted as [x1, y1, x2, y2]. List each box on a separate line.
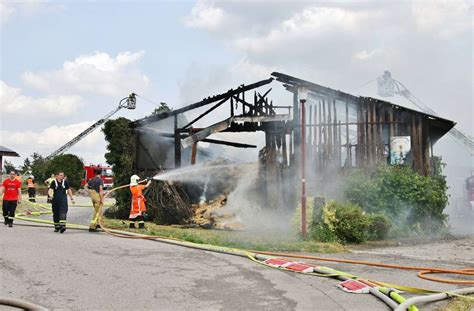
[81, 164, 114, 189]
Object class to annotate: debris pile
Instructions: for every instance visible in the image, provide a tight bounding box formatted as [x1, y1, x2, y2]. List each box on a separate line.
[191, 195, 242, 230]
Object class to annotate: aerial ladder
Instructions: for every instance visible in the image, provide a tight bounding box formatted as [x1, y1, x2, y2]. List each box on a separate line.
[376, 71, 474, 155]
[46, 93, 137, 159]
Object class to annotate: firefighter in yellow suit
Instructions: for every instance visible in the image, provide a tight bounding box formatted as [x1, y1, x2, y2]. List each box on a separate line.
[129, 175, 151, 229]
[85, 168, 104, 232]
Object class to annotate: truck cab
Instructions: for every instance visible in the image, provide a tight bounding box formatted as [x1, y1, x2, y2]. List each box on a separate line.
[82, 165, 114, 190]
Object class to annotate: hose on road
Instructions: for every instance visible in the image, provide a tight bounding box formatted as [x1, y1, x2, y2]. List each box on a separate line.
[0, 297, 48, 311]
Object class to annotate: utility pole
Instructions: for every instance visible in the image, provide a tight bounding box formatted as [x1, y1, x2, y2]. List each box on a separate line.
[298, 87, 308, 238]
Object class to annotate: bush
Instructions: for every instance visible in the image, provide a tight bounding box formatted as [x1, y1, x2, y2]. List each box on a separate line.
[311, 200, 370, 244]
[344, 163, 448, 232]
[367, 214, 392, 240]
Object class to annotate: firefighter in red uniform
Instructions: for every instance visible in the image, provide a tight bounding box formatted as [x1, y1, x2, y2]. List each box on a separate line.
[129, 175, 151, 229]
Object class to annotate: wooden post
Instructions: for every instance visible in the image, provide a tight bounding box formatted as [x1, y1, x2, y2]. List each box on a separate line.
[191, 143, 197, 165]
[394, 110, 399, 136]
[366, 103, 371, 167]
[322, 99, 327, 166]
[389, 107, 394, 137]
[333, 99, 337, 164]
[318, 101, 323, 169]
[345, 101, 350, 168]
[356, 102, 362, 166]
[293, 92, 300, 166]
[422, 119, 430, 176]
[411, 114, 418, 172]
[417, 115, 424, 175]
[289, 130, 294, 167]
[309, 105, 313, 148]
[337, 121, 342, 168]
[313, 104, 317, 166]
[379, 104, 384, 162]
[327, 98, 333, 162]
[174, 115, 181, 168]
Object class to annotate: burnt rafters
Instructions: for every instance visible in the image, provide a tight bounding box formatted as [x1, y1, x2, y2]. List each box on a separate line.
[256, 88, 274, 114]
[132, 77, 274, 127]
[182, 97, 229, 129]
[231, 95, 255, 113]
[272, 72, 356, 102]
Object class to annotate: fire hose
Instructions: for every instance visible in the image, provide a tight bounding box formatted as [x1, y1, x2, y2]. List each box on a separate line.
[0, 297, 48, 311]
[99, 181, 474, 286]
[12, 183, 474, 310]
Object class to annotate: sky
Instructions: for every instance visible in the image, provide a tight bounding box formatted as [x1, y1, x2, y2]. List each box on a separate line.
[0, 0, 472, 197]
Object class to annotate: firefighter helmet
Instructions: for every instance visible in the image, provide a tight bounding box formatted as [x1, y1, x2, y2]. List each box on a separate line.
[130, 174, 140, 186]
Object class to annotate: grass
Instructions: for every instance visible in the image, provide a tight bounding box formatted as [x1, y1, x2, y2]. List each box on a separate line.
[102, 218, 345, 254]
[436, 296, 474, 311]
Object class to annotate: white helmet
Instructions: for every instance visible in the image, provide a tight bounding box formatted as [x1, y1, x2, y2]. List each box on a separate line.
[30, 175, 34, 179]
[130, 174, 140, 186]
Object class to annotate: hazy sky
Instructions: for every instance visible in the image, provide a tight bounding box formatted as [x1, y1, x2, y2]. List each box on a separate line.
[1, 0, 472, 182]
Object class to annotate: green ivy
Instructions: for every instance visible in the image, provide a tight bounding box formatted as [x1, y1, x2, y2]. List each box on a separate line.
[102, 117, 135, 219]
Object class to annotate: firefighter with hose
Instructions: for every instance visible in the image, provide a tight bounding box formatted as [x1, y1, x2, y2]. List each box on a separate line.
[129, 174, 151, 229]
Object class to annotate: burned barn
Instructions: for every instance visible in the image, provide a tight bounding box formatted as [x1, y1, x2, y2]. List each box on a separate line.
[130, 72, 455, 210]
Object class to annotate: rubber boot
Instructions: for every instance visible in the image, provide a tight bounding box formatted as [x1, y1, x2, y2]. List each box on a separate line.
[60, 226, 66, 233]
[138, 222, 145, 229]
[8, 218, 13, 228]
[129, 222, 136, 229]
[4, 217, 7, 225]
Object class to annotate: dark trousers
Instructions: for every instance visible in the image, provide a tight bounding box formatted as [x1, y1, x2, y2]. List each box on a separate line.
[3, 200, 18, 224]
[52, 200, 68, 229]
[28, 188, 36, 202]
[129, 215, 145, 228]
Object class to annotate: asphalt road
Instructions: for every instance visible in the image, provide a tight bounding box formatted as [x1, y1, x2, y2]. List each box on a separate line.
[1, 198, 473, 310]
[1, 223, 387, 311]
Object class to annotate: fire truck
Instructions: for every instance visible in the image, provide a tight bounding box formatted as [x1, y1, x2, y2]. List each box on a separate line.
[81, 164, 114, 189]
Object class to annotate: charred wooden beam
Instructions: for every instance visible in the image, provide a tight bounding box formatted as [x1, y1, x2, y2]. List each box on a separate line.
[132, 77, 273, 127]
[233, 114, 292, 123]
[182, 117, 234, 148]
[202, 138, 256, 148]
[174, 115, 181, 168]
[182, 97, 229, 129]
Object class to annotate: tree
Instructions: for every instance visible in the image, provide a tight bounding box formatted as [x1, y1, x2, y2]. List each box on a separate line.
[3, 160, 17, 174]
[20, 157, 32, 174]
[102, 117, 135, 218]
[30, 153, 49, 183]
[151, 102, 171, 115]
[46, 154, 84, 188]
